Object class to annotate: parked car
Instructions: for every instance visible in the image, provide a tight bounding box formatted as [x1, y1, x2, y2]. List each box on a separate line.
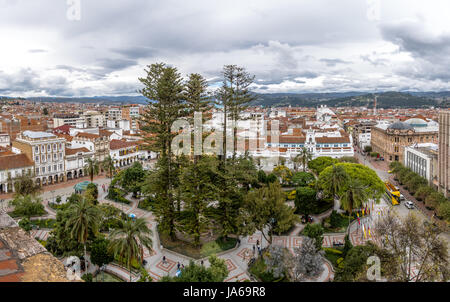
[399, 193, 406, 201]
[405, 201, 414, 209]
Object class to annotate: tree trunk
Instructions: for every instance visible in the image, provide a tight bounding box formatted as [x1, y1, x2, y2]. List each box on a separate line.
[84, 243, 88, 275]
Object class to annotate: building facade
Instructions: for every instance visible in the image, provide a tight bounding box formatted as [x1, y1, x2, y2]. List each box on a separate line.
[438, 110, 450, 197]
[404, 143, 439, 188]
[371, 119, 438, 163]
[65, 147, 94, 180]
[0, 154, 34, 194]
[12, 131, 66, 186]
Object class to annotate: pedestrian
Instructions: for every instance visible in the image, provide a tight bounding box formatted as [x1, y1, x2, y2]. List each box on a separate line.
[200, 260, 204, 266]
[252, 245, 255, 254]
[162, 256, 166, 264]
[182, 264, 185, 269]
[256, 239, 259, 247]
[177, 262, 180, 269]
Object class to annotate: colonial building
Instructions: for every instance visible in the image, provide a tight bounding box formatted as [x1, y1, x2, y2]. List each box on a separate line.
[109, 139, 140, 167]
[0, 154, 34, 194]
[65, 147, 94, 181]
[371, 118, 439, 163]
[438, 110, 450, 197]
[71, 132, 110, 162]
[12, 131, 66, 187]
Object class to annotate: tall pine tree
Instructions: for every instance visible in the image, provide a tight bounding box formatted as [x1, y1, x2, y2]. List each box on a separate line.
[139, 63, 186, 239]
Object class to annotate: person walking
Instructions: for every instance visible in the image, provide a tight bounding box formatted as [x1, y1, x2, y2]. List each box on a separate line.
[252, 245, 256, 255]
[162, 256, 166, 264]
[177, 262, 180, 270]
[200, 260, 204, 266]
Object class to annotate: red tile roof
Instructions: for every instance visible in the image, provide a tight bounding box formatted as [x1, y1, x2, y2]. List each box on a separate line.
[0, 154, 34, 170]
[110, 139, 138, 150]
[65, 147, 91, 156]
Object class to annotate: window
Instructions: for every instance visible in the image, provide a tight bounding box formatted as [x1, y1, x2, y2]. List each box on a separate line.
[59, 164, 63, 171]
[59, 153, 63, 160]
[35, 146, 39, 154]
[48, 154, 51, 162]
[54, 165, 57, 172]
[47, 144, 51, 152]
[41, 155, 46, 162]
[41, 145, 45, 153]
[48, 166, 52, 172]
[35, 168, 39, 175]
[59, 143, 62, 150]
[42, 167, 45, 173]
[35, 156, 39, 163]
[53, 144, 57, 151]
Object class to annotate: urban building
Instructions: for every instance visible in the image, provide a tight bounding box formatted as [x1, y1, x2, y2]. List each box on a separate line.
[71, 132, 110, 162]
[404, 143, 439, 188]
[371, 118, 439, 163]
[110, 139, 140, 167]
[0, 133, 10, 148]
[53, 114, 86, 128]
[12, 131, 66, 186]
[0, 154, 34, 194]
[438, 110, 450, 197]
[65, 147, 94, 180]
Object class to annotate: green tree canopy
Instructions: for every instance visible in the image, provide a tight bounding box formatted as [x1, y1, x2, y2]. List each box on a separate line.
[294, 186, 317, 217]
[308, 157, 339, 175]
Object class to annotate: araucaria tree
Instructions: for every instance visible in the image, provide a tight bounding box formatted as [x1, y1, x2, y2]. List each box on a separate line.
[215, 65, 255, 162]
[140, 63, 186, 240]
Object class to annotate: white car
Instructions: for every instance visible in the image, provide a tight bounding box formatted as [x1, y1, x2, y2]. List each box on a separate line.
[405, 201, 414, 209]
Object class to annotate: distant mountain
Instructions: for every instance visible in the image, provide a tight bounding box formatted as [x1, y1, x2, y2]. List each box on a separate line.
[252, 91, 449, 108]
[2, 91, 449, 108]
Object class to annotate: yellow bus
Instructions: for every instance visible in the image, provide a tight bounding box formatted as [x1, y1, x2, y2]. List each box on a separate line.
[384, 181, 400, 205]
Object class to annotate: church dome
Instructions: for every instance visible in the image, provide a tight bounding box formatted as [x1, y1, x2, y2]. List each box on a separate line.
[404, 118, 428, 127]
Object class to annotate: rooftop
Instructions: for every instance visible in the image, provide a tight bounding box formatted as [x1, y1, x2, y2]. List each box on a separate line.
[22, 131, 56, 139]
[0, 213, 71, 282]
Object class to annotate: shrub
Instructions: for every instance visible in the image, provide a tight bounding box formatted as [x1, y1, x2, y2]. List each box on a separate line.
[329, 210, 341, 228]
[437, 202, 450, 222]
[81, 273, 93, 282]
[414, 185, 434, 202]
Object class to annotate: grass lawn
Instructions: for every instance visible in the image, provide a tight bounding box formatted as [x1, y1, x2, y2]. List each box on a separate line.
[30, 218, 56, 229]
[323, 247, 344, 269]
[159, 232, 237, 259]
[322, 213, 354, 233]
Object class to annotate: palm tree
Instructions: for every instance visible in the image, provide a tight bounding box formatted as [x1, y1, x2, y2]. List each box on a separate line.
[102, 156, 116, 178]
[328, 164, 349, 198]
[85, 158, 100, 182]
[108, 217, 153, 282]
[66, 198, 101, 274]
[339, 178, 369, 234]
[295, 148, 313, 172]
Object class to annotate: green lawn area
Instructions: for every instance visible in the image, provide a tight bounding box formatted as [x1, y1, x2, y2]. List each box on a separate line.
[323, 247, 344, 269]
[159, 232, 237, 259]
[30, 218, 56, 229]
[8, 210, 48, 219]
[322, 213, 354, 233]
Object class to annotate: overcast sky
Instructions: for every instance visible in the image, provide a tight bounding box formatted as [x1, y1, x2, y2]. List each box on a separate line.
[1, 0, 450, 97]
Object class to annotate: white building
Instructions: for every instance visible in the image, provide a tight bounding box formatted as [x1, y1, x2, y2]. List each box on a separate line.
[109, 139, 140, 167]
[12, 131, 66, 186]
[404, 143, 439, 186]
[65, 147, 95, 180]
[53, 114, 86, 129]
[0, 154, 34, 194]
[0, 133, 10, 148]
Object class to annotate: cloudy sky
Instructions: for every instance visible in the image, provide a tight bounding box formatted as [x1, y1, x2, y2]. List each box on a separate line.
[0, 0, 450, 97]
